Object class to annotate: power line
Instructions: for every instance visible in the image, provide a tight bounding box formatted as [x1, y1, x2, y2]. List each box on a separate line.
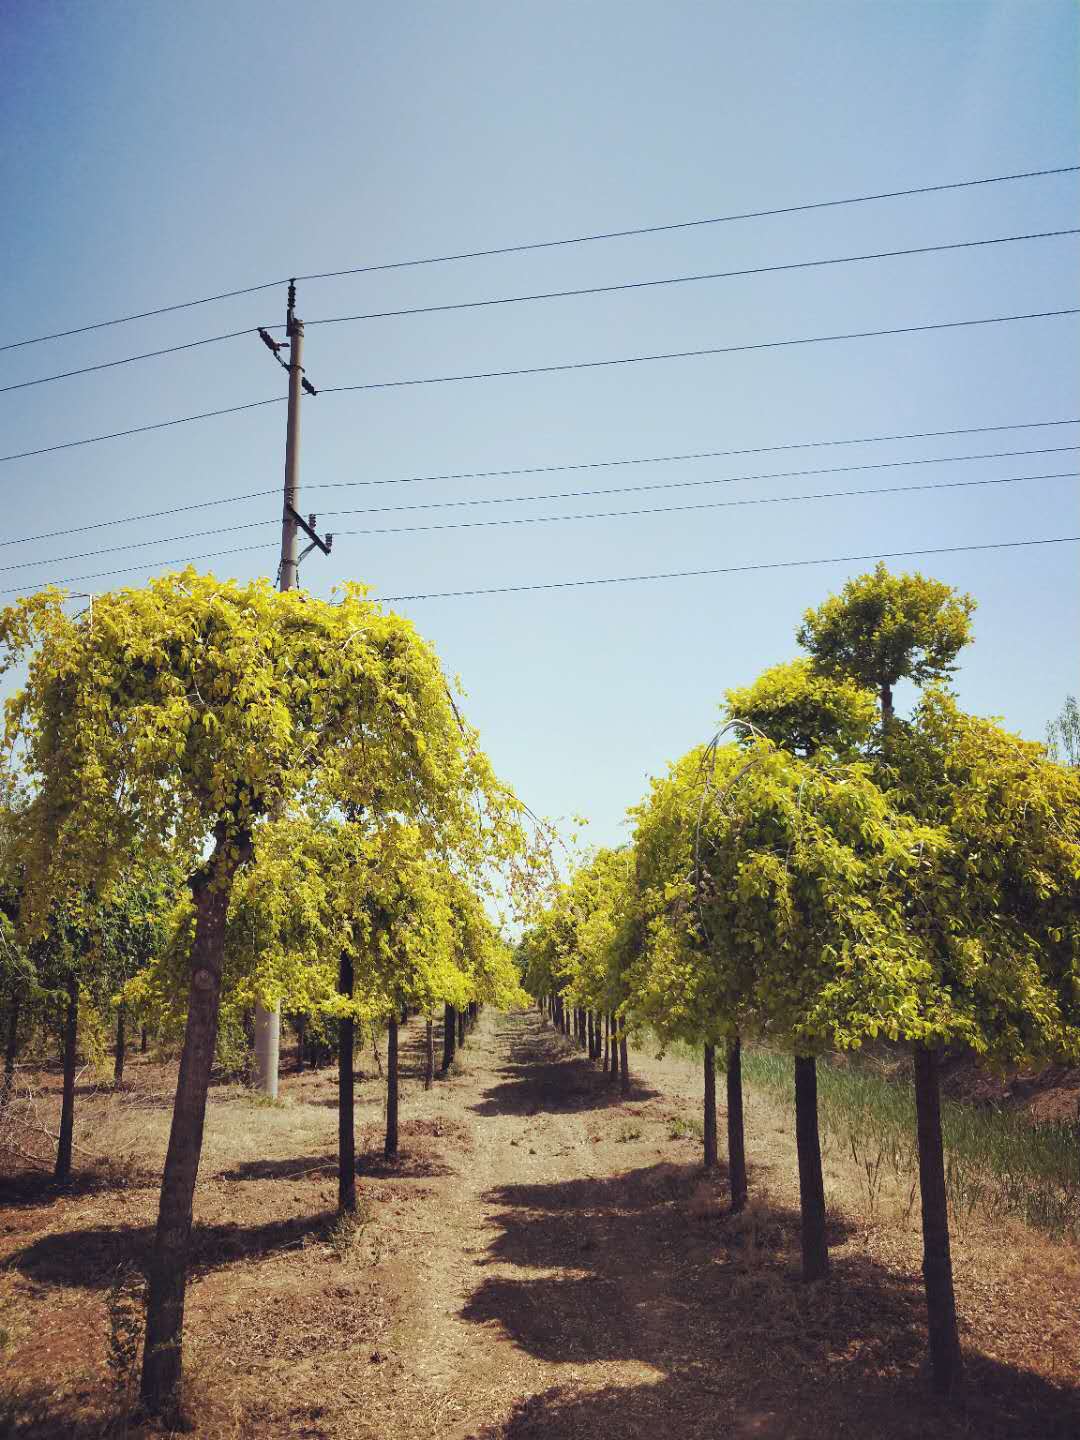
[6, 310, 1074, 471]
[300, 165, 1080, 281]
[6, 466, 1074, 586]
[0, 520, 279, 574]
[321, 446, 1080, 519]
[0, 542, 271, 599]
[306, 229, 1080, 330]
[0, 396, 285, 466]
[322, 310, 1080, 397]
[0, 326, 259, 397]
[4, 417, 1078, 548]
[7, 227, 1075, 397]
[379, 536, 1080, 603]
[330, 469, 1077, 539]
[4, 163, 1076, 355]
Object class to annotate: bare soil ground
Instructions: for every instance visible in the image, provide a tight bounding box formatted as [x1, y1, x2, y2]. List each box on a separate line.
[1, 1011, 1078, 1439]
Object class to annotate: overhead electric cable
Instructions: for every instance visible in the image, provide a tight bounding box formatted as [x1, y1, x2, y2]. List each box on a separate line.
[0, 396, 285, 466]
[329, 469, 1077, 539]
[301, 165, 1080, 280]
[0, 326, 259, 397]
[378, 536, 1080, 603]
[305, 229, 1080, 330]
[0, 520, 280, 574]
[320, 446, 1080, 519]
[6, 467, 1074, 583]
[322, 310, 1080, 397]
[5, 228, 1075, 397]
[3, 162, 1075, 354]
[3, 417, 1078, 547]
[0, 543, 272, 598]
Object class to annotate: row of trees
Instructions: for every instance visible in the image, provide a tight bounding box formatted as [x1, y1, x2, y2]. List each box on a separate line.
[0, 571, 534, 1420]
[518, 564, 1080, 1397]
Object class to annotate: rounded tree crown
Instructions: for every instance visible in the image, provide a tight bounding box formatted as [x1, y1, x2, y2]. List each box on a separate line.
[797, 563, 975, 692]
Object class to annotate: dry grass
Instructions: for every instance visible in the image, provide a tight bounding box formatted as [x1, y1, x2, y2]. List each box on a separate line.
[1, 1017, 1077, 1440]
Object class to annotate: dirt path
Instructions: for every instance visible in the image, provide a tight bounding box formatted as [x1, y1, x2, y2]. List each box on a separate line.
[324, 1011, 1079, 1440]
[2, 1009, 1078, 1439]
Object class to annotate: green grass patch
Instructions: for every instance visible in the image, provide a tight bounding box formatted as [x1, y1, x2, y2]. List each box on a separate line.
[741, 1048, 1080, 1239]
[647, 1031, 1079, 1237]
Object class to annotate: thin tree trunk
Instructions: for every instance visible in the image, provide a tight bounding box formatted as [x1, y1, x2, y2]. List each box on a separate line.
[603, 1012, 610, 1072]
[141, 1024, 148, 1055]
[385, 1015, 399, 1159]
[424, 1017, 435, 1090]
[727, 1036, 747, 1213]
[703, 1044, 718, 1168]
[140, 833, 248, 1418]
[619, 1033, 630, 1095]
[113, 1002, 126, 1086]
[609, 1015, 620, 1085]
[457, 1008, 466, 1048]
[442, 1003, 456, 1073]
[794, 1055, 829, 1282]
[337, 954, 356, 1213]
[55, 974, 78, 1184]
[295, 1013, 307, 1072]
[3, 993, 20, 1103]
[914, 1043, 963, 1394]
[586, 1011, 594, 1060]
[881, 681, 894, 729]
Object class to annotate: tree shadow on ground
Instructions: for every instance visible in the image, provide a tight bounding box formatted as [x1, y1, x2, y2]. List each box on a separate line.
[471, 1021, 660, 1117]
[0, 1385, 115, 1440]
[9, 1209, 336, 1289]
[217, 1154, 337, 1183]
[0, 1164, 158, 1208]
[462, 1164, 1079, 1440]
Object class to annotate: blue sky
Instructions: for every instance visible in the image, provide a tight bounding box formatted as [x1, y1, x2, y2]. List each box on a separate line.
[2, 1, 1078, 848]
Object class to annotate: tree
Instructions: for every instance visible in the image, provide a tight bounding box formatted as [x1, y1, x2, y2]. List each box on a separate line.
[797, 563, 975, 724]
[694, 740, 933, 1280]
[627, 746, 755, 1196]
[888, 691, 1080, 1393]
[1, 571, 518, 1419]
[1046, 695, 1080, 767]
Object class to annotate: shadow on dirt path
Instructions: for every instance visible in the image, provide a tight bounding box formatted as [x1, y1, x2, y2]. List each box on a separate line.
[456, 1013, 1080, 1440]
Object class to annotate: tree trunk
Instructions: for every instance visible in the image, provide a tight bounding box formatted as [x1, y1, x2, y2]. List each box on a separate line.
[295, 1012, 307, 1072]
[619, 1033, 630, 1095]
[113, 1003, 126, 1086]
[140, 832, 248, 1418]
[881, 681, 894, 728]
[914, 1044, 963, 1394]
[603, 1012, 610, 1072]
[442, 1003, 456, 1073]
[385, 1016, 399, 1159]
[55, 974, 78, 1184]
[586, 1011, 594, 1060]
[609, 1016, 620, 1085]
[703, 1044, 718, 1168]
[794, 1055, 829, 1282]
[727, 1036, 747, 1213]
[3, 993, 20, 1103]
[141, 1024, 148, 1055]
[457, 1008, 466, 1048]
[337, 953, 356, 1214]
[424, 1017, 435, 1090]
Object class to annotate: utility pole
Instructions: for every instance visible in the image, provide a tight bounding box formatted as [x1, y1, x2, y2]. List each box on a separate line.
[252, 281, 332, 1098]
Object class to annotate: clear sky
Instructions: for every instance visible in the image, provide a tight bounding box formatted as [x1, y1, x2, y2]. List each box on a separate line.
[2, 1, 1078, 848]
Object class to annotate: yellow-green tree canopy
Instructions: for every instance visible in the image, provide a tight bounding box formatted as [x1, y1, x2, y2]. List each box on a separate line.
[891, 690, 1080, 1062]
[0, 571, 521, 920]
[723, 659, 877, 758]
[797, 563, 975, 702]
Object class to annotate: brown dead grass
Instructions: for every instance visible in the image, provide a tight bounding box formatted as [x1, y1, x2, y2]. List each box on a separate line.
[0, 1015, 1077, 1440]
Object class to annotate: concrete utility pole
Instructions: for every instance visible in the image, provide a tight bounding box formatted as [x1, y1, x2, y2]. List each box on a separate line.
[252, 281, 332, 1098]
